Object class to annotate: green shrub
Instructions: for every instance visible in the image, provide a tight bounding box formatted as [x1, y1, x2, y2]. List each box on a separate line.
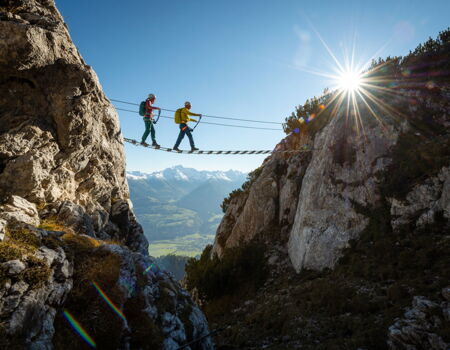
[185, 242, 268, 301]
[38, 218, 67, 232]
[53, 240, 125, 349]
[0, 243, 22, 263]
[21, 256, 51, 288]
[7, 227, 41, 250]
[380, 133, 450, 199]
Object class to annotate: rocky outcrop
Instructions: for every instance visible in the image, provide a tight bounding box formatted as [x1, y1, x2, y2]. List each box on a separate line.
[0, 225, 72, 349]
[0, 1, 213, 349]
[213, 112, 401, 271]
[213, 94, 449, 273]
[288, 115, 400, 271]
[199, 30, 450, 350]
[0, 0, 135, 247]
[390, 166, 450, 229]
[388, 292, 450, 350]
[212, 147, 310, 258]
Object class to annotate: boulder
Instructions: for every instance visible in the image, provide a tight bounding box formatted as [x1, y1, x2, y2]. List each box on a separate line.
[0, 195, 40, 227]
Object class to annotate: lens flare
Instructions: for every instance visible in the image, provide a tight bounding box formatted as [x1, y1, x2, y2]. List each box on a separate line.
[143, 263, 155, 275]
[338, 71, 362, 91]
[63, 310, 96, 348]
[92, 281, 127, 322]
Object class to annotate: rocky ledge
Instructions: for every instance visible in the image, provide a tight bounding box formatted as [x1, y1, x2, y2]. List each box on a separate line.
[0, 0, 213, 349]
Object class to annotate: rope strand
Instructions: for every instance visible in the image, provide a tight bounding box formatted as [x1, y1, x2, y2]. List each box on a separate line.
[114, 107, 282, 131]
[110, 98, 283, 125]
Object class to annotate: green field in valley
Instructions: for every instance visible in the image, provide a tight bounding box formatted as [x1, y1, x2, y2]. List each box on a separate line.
[148, 233, 216, 257]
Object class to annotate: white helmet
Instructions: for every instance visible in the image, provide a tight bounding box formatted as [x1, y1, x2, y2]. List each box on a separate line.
[148, 93, 156, 100]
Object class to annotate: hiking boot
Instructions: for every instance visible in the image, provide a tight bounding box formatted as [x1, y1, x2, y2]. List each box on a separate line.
[152, 141, 160, 149]
[173, 147, 181, 152]
[140, 141, 149, 147]
[191, 147, 199, 151]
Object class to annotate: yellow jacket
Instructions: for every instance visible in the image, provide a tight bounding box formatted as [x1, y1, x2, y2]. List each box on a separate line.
[180, 108, 200, 124]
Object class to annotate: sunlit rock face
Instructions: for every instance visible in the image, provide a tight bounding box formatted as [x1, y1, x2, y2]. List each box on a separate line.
[288, 114, 399, 271]
[0, 1, 213, 349]
[212, 89, 449, 273]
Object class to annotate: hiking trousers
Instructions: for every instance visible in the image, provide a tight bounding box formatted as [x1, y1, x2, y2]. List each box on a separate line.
[142, 118, 156, 143]
[174, 123, 195, 148]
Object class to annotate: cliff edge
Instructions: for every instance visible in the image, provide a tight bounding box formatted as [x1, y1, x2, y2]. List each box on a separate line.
[0, 1, 213, 349]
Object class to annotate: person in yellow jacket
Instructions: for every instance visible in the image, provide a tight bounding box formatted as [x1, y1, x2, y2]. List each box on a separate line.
[173, 101, 202, 152]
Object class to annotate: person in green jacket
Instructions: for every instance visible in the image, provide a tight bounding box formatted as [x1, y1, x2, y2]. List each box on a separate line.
[141, 93, 160, 148]
[173, 101, 202, 152]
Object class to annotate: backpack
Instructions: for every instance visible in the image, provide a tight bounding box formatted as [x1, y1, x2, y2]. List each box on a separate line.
[139, 101, 146, 116]
[174, 108, 184, 124]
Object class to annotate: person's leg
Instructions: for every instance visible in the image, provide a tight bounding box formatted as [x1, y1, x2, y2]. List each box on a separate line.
[174, 124, 187, 148]
[141, 119, 151, 143]
[185, 128, 195, 148]
[150, 121, 156, 143]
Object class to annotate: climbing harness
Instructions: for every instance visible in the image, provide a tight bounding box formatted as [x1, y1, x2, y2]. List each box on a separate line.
[124, 138, 313, 155]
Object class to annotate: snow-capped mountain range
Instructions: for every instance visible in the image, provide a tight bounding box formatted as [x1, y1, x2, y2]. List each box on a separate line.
[127, 165, 245, 183]
[126, 166, 247, 244]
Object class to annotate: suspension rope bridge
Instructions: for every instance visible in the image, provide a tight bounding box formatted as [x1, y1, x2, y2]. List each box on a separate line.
[124, 138, 313, 155]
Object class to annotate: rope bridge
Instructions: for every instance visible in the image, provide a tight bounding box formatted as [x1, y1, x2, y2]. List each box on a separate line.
[124, 138, 313, 155]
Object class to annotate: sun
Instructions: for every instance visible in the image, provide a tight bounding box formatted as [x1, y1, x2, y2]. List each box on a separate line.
[338, 71, 362, 92]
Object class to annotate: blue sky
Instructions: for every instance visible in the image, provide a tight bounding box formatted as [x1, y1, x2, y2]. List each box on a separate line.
[57, 0, 449, 172]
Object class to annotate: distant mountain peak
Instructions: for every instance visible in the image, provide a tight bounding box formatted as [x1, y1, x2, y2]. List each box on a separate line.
[127, 166, 246, 182]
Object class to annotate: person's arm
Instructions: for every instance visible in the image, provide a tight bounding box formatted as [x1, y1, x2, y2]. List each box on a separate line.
[145, 100, 161, 111]
[186, 111, 201, 117]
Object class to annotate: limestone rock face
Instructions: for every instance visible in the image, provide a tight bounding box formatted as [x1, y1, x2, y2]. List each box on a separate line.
[0, 1, 213, 349]
[0, 195, 40, 227]
[288, 116, 399, 271]
[0, 0, 132, 245]
[0, 226, 73, 350]
[212, 115, 399, 272]
[388, 293, 450, 350]
[390, 166, 450, 229]
[213, 96, 449, 273]
[94, 245, 214, 350]
[212, 143, 310, 258]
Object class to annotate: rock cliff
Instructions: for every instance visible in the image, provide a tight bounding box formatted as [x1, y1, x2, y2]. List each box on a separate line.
[0, 1, 213, 349]
[203, 31, 450, 349]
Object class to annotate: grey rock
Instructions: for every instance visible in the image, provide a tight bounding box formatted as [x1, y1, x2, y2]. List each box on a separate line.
[390, 167, 450, 229]
[442, 287, 450, 302]
[0, 218, 7, 241]
[0, 0, 213, 348]
[388, 296, 449, 350]
[0, 195, 40, 227]
[2, 259, 26, 275]
[51, 201, 95, 237]
[212, 141, 308, 258]
[10, 281, 30, 295]
[288, 116, 398, 272]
